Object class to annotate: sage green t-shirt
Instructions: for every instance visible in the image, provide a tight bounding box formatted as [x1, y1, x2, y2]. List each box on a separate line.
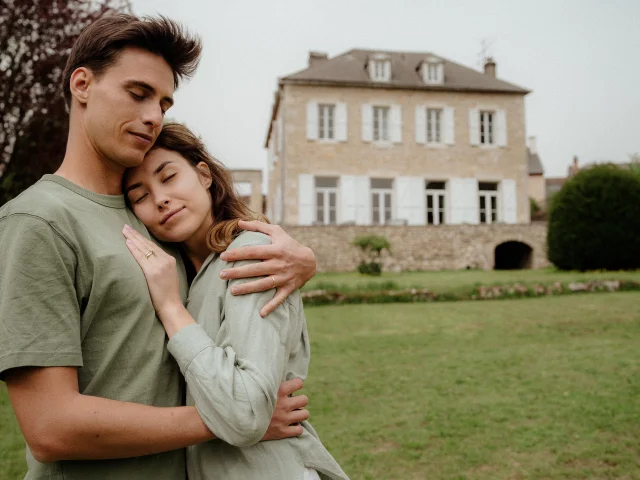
[0, 175, 187, 480]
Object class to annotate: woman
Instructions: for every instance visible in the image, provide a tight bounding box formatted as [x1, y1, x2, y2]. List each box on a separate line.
[121, 123, 349, 480]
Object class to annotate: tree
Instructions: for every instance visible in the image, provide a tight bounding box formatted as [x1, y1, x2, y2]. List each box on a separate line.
[0, 0, 130, 204]
[547, 164, 640, 271]
[352, 234, 392, 275]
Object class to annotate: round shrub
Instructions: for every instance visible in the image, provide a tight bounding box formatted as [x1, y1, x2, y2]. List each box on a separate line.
[547, 164, 640, 270]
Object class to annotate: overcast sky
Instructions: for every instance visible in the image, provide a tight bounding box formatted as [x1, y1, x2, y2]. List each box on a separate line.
[132, 0, 640, 185]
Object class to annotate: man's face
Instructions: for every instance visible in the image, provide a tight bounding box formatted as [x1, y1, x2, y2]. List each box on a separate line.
[81, 47, 175, 170]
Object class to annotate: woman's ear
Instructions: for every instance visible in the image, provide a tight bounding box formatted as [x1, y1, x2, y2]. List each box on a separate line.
[69, 67, 93, 106]
[195, 162, 213, 188]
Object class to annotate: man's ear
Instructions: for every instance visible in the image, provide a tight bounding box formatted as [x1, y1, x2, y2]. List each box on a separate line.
[69, 67, 93, 106]
[196, 162, 213, 188]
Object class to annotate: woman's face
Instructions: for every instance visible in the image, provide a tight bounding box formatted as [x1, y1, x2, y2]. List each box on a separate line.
[124, 148, 213, 244]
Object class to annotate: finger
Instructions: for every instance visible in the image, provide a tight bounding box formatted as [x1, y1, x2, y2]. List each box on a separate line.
[287, 408, 310, 424]
[280, 424, 304, 438]
[125, 227, 164, 258]
[287, 394, 309, 411]
[279, 378, 303, 397]
[230, 276, 277, 296]
[124, 227, 156, 262]
[220, 244, 275, 262]
[222, 260, 276, 280]
[259, 288, 290, 318]
[124, 239, 148, 267]
[237, 220, 279, 236]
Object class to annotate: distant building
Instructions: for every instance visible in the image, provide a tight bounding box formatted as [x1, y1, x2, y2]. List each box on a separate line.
[527, 136, 545, 206]
[230, 169, 263, 214]
[265, 49, 531, 227]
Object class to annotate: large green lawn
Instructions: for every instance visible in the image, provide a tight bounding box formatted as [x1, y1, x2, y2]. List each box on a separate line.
[1, 293, 639, 479]
[304, 268, 640, 296]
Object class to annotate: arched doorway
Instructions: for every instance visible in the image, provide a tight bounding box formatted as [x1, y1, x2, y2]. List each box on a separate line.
[494, 241, 533, 270]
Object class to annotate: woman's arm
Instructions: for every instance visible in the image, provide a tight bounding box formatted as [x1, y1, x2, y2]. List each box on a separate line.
[122, 227, 309, 444]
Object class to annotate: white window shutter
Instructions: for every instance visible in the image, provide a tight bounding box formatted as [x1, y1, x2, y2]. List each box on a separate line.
[469, 109, 480, 146]
[449, 178, 479, 224]
[391, 105, 402, 143]
[437, 63, 444, 83]
[395, 176, 426, 225]
[361, 104, 373, 142]
[306, 102, 318, 141]
[336, 102, 348, 142]
[501, 179, 517, 224]
[415, 105, 426, 144]
[496, 109, 507, 147]
[339, 175, 356, 223]
[444, 106, 455, 145]
[354, 175, 370, 225]
[298, 174, 315, 225]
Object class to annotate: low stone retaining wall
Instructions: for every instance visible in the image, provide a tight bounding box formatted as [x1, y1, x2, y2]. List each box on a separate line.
[284, 223, 550, 272]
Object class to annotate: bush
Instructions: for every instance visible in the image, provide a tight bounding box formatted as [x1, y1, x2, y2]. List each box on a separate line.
[352, 235, 391, 276]
[547, 164, 640, 270]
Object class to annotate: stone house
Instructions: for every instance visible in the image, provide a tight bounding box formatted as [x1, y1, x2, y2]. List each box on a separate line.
[264, 49, 550, 270]
[265, 49, 531, 228]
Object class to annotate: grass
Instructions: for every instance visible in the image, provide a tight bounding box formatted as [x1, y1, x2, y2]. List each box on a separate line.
[303, 268, 640, 296]
[1, 293, 639, 479]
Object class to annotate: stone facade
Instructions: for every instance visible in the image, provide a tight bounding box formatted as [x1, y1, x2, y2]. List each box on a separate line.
[270, 84, 529, 226]
[284, 223, 550, 272]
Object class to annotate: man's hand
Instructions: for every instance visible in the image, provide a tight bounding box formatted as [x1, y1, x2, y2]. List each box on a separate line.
[262, 378, 309, 441]
[220, 220, 317, 317]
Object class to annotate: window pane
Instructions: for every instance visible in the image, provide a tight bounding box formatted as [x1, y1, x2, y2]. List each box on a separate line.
[371, 178, 393, 189]
[491, 210, 497, 223]
[328, 106, 334, 139]
[490, 196, 497, 210]
[439, 194, 445, 224]
[373, 208, 379, 224]
[427, 211, 434, 225]
[480, 211, 486, 223]
[426, 181, 445, 190]
[318, 106, 324, 139]
[329, 208, 336, 224]
[372, 193, 379, 208]
[479, 196, 486, 209]
[316, 177, 338, 188]
[435, 109, 441, 143]
[427, 195, 433, 208]
[329, 192, 336, 207]
[479, 182, 498, 191]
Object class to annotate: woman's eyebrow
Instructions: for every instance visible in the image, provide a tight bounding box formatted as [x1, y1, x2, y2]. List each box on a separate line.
[154, 161, 173, 175]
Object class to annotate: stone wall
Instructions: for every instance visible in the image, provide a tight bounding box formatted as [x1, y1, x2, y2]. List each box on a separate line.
[284, 223, 550, 272]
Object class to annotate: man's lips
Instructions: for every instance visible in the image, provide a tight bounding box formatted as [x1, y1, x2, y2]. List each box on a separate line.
[161, 207, 185, 225]
[130, 132, 153, 144]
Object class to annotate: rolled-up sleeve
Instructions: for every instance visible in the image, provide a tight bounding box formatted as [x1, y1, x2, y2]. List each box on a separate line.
[167, 255, 295, 447]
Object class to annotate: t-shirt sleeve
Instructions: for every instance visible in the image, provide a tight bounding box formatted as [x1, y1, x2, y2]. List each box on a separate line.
[0, 214, 83, 380]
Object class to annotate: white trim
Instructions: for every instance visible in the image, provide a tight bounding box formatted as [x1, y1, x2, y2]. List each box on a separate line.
[336, 102, 348, 142]
[298, 174, 315, 225]
[306, 102, 318, 141]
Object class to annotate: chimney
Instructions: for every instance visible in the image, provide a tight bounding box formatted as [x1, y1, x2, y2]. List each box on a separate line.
[568, 156, 579, 177]
[527, 136, 537, 154]
[308, 51, 328, 68]
[484, 57, 496, 78]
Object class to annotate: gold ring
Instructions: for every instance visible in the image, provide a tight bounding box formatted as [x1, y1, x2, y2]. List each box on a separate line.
[144, 250, 155, 259]
[270, 276, 276, 289]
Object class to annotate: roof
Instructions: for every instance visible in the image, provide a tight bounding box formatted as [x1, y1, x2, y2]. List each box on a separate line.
[281, 49, 530, 94]
[527, 148, 544, 175]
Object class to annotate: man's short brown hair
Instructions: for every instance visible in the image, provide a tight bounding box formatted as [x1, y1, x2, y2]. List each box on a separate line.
[62, 14, 201, 108]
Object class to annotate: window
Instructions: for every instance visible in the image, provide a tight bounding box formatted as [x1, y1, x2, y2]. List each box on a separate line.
[426, 108, 442, 144]
[315, 177, 337, 225]
[318, 104, 335, 140]
[428, 64, 439, 82]
[371, 59, 391, 81]
[479, 182, 499, 224]
[373, 106, 390, 142]
[371, 178, 393, 225]
[426, 181, 446, 225]
[480, 111, 494, 145]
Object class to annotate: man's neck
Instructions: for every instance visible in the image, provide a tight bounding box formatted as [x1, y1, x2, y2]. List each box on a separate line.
[55, 126, 125, 196]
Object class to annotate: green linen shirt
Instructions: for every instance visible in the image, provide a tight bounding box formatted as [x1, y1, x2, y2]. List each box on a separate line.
[167, 231, 350, 480]
[0, 175, 188, 480]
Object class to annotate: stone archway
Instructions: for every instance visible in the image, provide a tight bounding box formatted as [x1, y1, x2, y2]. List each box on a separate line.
[494, 241, 533, 270]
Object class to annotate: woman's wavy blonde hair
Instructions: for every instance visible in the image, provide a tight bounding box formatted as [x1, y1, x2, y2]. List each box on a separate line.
[144, 122, 267, 252]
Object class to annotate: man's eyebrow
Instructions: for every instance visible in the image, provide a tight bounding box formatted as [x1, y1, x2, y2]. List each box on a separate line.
[154, 161, 173, 175]
[124, 80, 174, 107]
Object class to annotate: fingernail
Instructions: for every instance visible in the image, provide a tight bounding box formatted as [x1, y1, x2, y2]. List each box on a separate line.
[230, 287, 239, 295]
[220, 253, 228, 260]
[124, 224, 131, 230]
[220, 270, 227, 279]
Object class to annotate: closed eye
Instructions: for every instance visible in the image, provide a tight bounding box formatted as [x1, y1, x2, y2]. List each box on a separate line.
[162, 173, 176, 183]
[129, 91, 145, 101]
[134, 193, 148, 204]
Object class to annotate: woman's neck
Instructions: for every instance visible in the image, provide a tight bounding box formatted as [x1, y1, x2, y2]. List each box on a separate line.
[181, 214, 215, 272]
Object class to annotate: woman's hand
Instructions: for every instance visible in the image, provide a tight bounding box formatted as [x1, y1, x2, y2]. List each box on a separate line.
[219, 220, 317, 317]
[122, 225, 184, 321]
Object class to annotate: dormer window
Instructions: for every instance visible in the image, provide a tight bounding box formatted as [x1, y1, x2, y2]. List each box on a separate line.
[368, 54, 391, 82]
[421, 57, 444, 85]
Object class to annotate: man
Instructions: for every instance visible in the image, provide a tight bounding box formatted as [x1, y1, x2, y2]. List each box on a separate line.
[0, 14, 316, 479]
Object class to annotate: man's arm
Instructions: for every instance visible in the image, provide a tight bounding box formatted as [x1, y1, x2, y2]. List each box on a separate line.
[219, 220, 316, 317]
[5, 366, 213, 463]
